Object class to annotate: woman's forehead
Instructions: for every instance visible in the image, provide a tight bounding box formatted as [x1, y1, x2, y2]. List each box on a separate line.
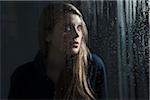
[52, 13, 82, 30]
[63, 13, 82, 25]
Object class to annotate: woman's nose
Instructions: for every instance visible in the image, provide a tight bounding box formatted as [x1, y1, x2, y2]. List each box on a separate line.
[72, 27, 79, 38]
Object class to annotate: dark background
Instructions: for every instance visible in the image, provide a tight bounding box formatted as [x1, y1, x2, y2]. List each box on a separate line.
[1, 0, 149, 99]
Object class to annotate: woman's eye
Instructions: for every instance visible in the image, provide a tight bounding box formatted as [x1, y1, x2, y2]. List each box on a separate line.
[77, 25, 82, 31]
[65, 26, 71, 32]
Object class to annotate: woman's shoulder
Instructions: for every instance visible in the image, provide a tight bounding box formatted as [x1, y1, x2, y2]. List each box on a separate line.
[88, 53, 107, 81]
[11, 61, 35, 80]
[89, 53, 107, 99]
[89, 53, 105, 70]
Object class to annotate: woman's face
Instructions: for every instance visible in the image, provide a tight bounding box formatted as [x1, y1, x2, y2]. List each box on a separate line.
[50, 13, 83, 56]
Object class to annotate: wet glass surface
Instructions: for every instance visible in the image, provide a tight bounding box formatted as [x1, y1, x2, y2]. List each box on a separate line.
[1, 0, 149, 99]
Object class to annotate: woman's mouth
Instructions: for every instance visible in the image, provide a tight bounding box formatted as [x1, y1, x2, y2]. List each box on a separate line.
[72, 41, 79, 48]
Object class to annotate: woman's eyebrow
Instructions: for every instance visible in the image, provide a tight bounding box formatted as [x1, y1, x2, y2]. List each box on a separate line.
[64, 21, 82, 27]
[64, 23, 72, 27]
[70, 23, 82, 27]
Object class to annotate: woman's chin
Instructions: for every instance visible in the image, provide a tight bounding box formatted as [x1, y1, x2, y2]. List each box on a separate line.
[65, 47, 79, 56]
[70, 48, 79, 55]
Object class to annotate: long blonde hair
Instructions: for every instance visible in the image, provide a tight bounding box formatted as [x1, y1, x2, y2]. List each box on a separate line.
[38, 3, 95, 100]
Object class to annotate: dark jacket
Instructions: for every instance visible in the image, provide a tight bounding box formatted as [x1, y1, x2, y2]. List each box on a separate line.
[8, 52, 107, 99]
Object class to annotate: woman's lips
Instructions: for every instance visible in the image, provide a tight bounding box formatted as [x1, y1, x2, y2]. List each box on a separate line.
[72, 41, 79, 48]
[73, 41, 79, 44]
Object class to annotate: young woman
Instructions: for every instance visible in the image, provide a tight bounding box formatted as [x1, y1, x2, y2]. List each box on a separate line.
[8, 3, 107, 100]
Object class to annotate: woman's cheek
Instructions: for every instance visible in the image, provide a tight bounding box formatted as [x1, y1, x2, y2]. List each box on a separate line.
[63, 35, 69, 49]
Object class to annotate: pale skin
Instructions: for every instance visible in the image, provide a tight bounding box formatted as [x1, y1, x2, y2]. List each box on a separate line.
[45, 13, 83, 84]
